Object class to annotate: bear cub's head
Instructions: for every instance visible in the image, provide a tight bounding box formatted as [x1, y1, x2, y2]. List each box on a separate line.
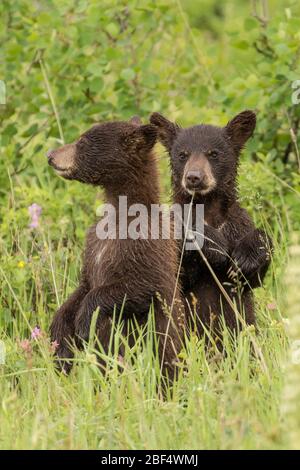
[150, 110, 256, 198]
[47, 117, 157, 189]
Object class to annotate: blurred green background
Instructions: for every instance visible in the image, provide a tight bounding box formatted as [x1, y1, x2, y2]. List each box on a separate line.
[1, 0, 299, 229]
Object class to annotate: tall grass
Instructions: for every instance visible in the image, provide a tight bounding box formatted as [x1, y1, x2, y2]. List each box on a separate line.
[0, 181, 290, 449]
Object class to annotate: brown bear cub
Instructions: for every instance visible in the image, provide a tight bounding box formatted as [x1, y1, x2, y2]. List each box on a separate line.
[47, 117, 185, 379]
[150, 110, 272, 343]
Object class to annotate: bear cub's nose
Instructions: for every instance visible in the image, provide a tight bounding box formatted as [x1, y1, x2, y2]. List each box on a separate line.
[186, 170, 204, 188]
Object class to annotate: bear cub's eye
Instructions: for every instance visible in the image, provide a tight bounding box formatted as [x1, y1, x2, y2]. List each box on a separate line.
[178, 151, 189, 161]
[207, 149, 219, 159]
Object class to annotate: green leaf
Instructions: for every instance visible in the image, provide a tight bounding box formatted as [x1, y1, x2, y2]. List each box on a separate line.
[105, 22, 119, 37]
[22, 124, 38, 138]
[120, 68, 135, 81]
[244, 18, 257, 31]
[89, 77, 104, 93]
[232, 39, 249, 50]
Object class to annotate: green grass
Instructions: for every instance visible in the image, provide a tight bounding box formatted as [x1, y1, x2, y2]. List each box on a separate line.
[0, 112, 296, 451]
[0, 195, 291, 449]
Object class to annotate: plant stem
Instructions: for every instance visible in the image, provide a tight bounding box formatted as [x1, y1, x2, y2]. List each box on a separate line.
[39, 54, 65, 144]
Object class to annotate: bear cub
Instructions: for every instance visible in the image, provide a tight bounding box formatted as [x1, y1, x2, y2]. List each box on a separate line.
[48, 117, 185, 378]
[150, 110, 272, 341]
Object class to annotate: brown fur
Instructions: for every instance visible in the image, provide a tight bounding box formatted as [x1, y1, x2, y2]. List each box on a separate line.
[150, 110, 272, 344]
[48, 119, 185, 379]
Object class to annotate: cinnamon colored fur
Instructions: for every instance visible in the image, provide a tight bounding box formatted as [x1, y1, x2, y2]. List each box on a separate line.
[48, 118, 185, 378]
[150, 110, 272, 344]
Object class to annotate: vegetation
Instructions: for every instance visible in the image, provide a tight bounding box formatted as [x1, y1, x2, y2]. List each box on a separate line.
[0, 0, 299, 449]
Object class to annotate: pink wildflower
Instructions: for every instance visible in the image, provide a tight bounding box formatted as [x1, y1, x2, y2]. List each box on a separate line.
[28, 203, 42, 229]
[19, 339, 32, 353]
[31, 326, 42, 340]
[267, 302, 277, 311]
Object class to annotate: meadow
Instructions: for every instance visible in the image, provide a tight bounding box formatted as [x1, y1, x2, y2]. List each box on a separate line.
[0, 0, 300, 450]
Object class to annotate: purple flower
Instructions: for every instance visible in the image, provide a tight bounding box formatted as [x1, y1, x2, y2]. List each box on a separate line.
[28, 203, 42, 229]
[31, 326, 42, 340]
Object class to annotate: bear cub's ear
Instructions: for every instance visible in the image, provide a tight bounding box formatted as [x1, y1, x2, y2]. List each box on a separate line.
[150, 112, 179, 152]
[124, 124, 158, 152]
[225, 110, 256, 153]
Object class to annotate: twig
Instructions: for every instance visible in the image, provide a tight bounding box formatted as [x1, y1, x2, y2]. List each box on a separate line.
[175, 0, 214, 87]
[37, 51, 65, 144]
[160, 193, 195, 377]
[17, 117, 52, 154]
[285, 112, 300, 172]
[252, 0, 269, 26]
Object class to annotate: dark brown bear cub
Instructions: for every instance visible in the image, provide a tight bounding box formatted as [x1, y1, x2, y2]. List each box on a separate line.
[48, 118, 184, 379]
[150, 110, 272, 342]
